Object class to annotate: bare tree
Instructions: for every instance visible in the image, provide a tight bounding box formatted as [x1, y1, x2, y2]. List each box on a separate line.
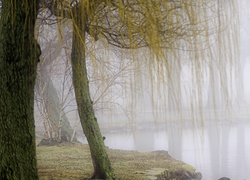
[35, 22, 77, 143]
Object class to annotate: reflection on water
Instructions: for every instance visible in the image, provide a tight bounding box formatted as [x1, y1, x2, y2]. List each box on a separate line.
[78, 121, 250, 179]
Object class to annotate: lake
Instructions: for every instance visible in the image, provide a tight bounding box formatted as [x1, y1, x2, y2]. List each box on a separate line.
[78, 119, 250, 180]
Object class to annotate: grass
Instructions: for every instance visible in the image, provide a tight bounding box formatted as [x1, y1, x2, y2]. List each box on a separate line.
[36, 142, 197, 180]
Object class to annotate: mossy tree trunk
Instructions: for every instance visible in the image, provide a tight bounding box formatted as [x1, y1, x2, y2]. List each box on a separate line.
[71, 8, 115, 180]
[0, 0, 40, 179]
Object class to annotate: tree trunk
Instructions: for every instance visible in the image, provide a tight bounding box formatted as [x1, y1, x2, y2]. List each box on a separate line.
[0, 0, 40, 179]
[70, 9, 115, 180]
[37, 69, 76, 141]
[235, 57, 245, 106]
[35, 31, 76, 141]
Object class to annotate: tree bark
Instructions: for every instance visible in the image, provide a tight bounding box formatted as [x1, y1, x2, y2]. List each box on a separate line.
[70, 8, 115, 180]
[0, 0, 40, 179]
[37, 69, 76, 141]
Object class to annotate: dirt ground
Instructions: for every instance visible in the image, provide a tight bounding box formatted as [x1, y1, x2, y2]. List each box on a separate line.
[36, 141, 201, 180]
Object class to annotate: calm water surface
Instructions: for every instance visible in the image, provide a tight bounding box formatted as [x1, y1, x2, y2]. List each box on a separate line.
[79, 120, 250, 180]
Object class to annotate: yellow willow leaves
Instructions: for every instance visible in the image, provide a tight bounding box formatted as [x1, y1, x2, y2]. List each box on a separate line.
[38, 0, 239, 119]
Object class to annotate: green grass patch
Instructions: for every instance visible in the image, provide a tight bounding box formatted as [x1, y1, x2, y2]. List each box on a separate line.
[37, 143, 195, 180]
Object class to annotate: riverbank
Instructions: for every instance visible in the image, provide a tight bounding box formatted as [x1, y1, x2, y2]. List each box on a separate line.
[37, 142, 201, 180]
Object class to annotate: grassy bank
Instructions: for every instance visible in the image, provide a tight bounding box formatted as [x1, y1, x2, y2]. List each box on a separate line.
[37, 142, 197, 180]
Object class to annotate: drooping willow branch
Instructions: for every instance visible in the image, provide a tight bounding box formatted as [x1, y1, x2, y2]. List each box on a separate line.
[37, 0, 217, 51]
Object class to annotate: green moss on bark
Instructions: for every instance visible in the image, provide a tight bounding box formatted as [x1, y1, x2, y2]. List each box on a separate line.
[0, 1, 40, 179]
[70, 7, 115, 180]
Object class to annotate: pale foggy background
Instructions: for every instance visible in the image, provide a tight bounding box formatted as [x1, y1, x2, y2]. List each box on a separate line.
[35, 1, 250, 179]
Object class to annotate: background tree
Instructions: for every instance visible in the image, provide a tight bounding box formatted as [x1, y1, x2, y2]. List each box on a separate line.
[35, 23, 77, 143]
[39, 0, 239, 179]
[0, 0, 40, 179]
[35, 61, 76, 142]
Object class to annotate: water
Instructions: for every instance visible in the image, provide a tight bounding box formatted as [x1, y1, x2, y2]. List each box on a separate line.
[78, 120, 250, 180]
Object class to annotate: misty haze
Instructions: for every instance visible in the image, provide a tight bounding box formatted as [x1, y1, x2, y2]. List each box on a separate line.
[1, 1, 250, 180]
[34, 1, 250, 179]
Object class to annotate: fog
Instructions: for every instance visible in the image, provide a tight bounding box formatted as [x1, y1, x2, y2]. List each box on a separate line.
[35, 1, 250, 179]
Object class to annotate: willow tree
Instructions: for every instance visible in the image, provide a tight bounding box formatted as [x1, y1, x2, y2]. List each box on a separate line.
[39, 0, 239, 179]
[0, 0, 40, 179]
[38, 1, 237, 179]
[0, 0, 237, 179]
